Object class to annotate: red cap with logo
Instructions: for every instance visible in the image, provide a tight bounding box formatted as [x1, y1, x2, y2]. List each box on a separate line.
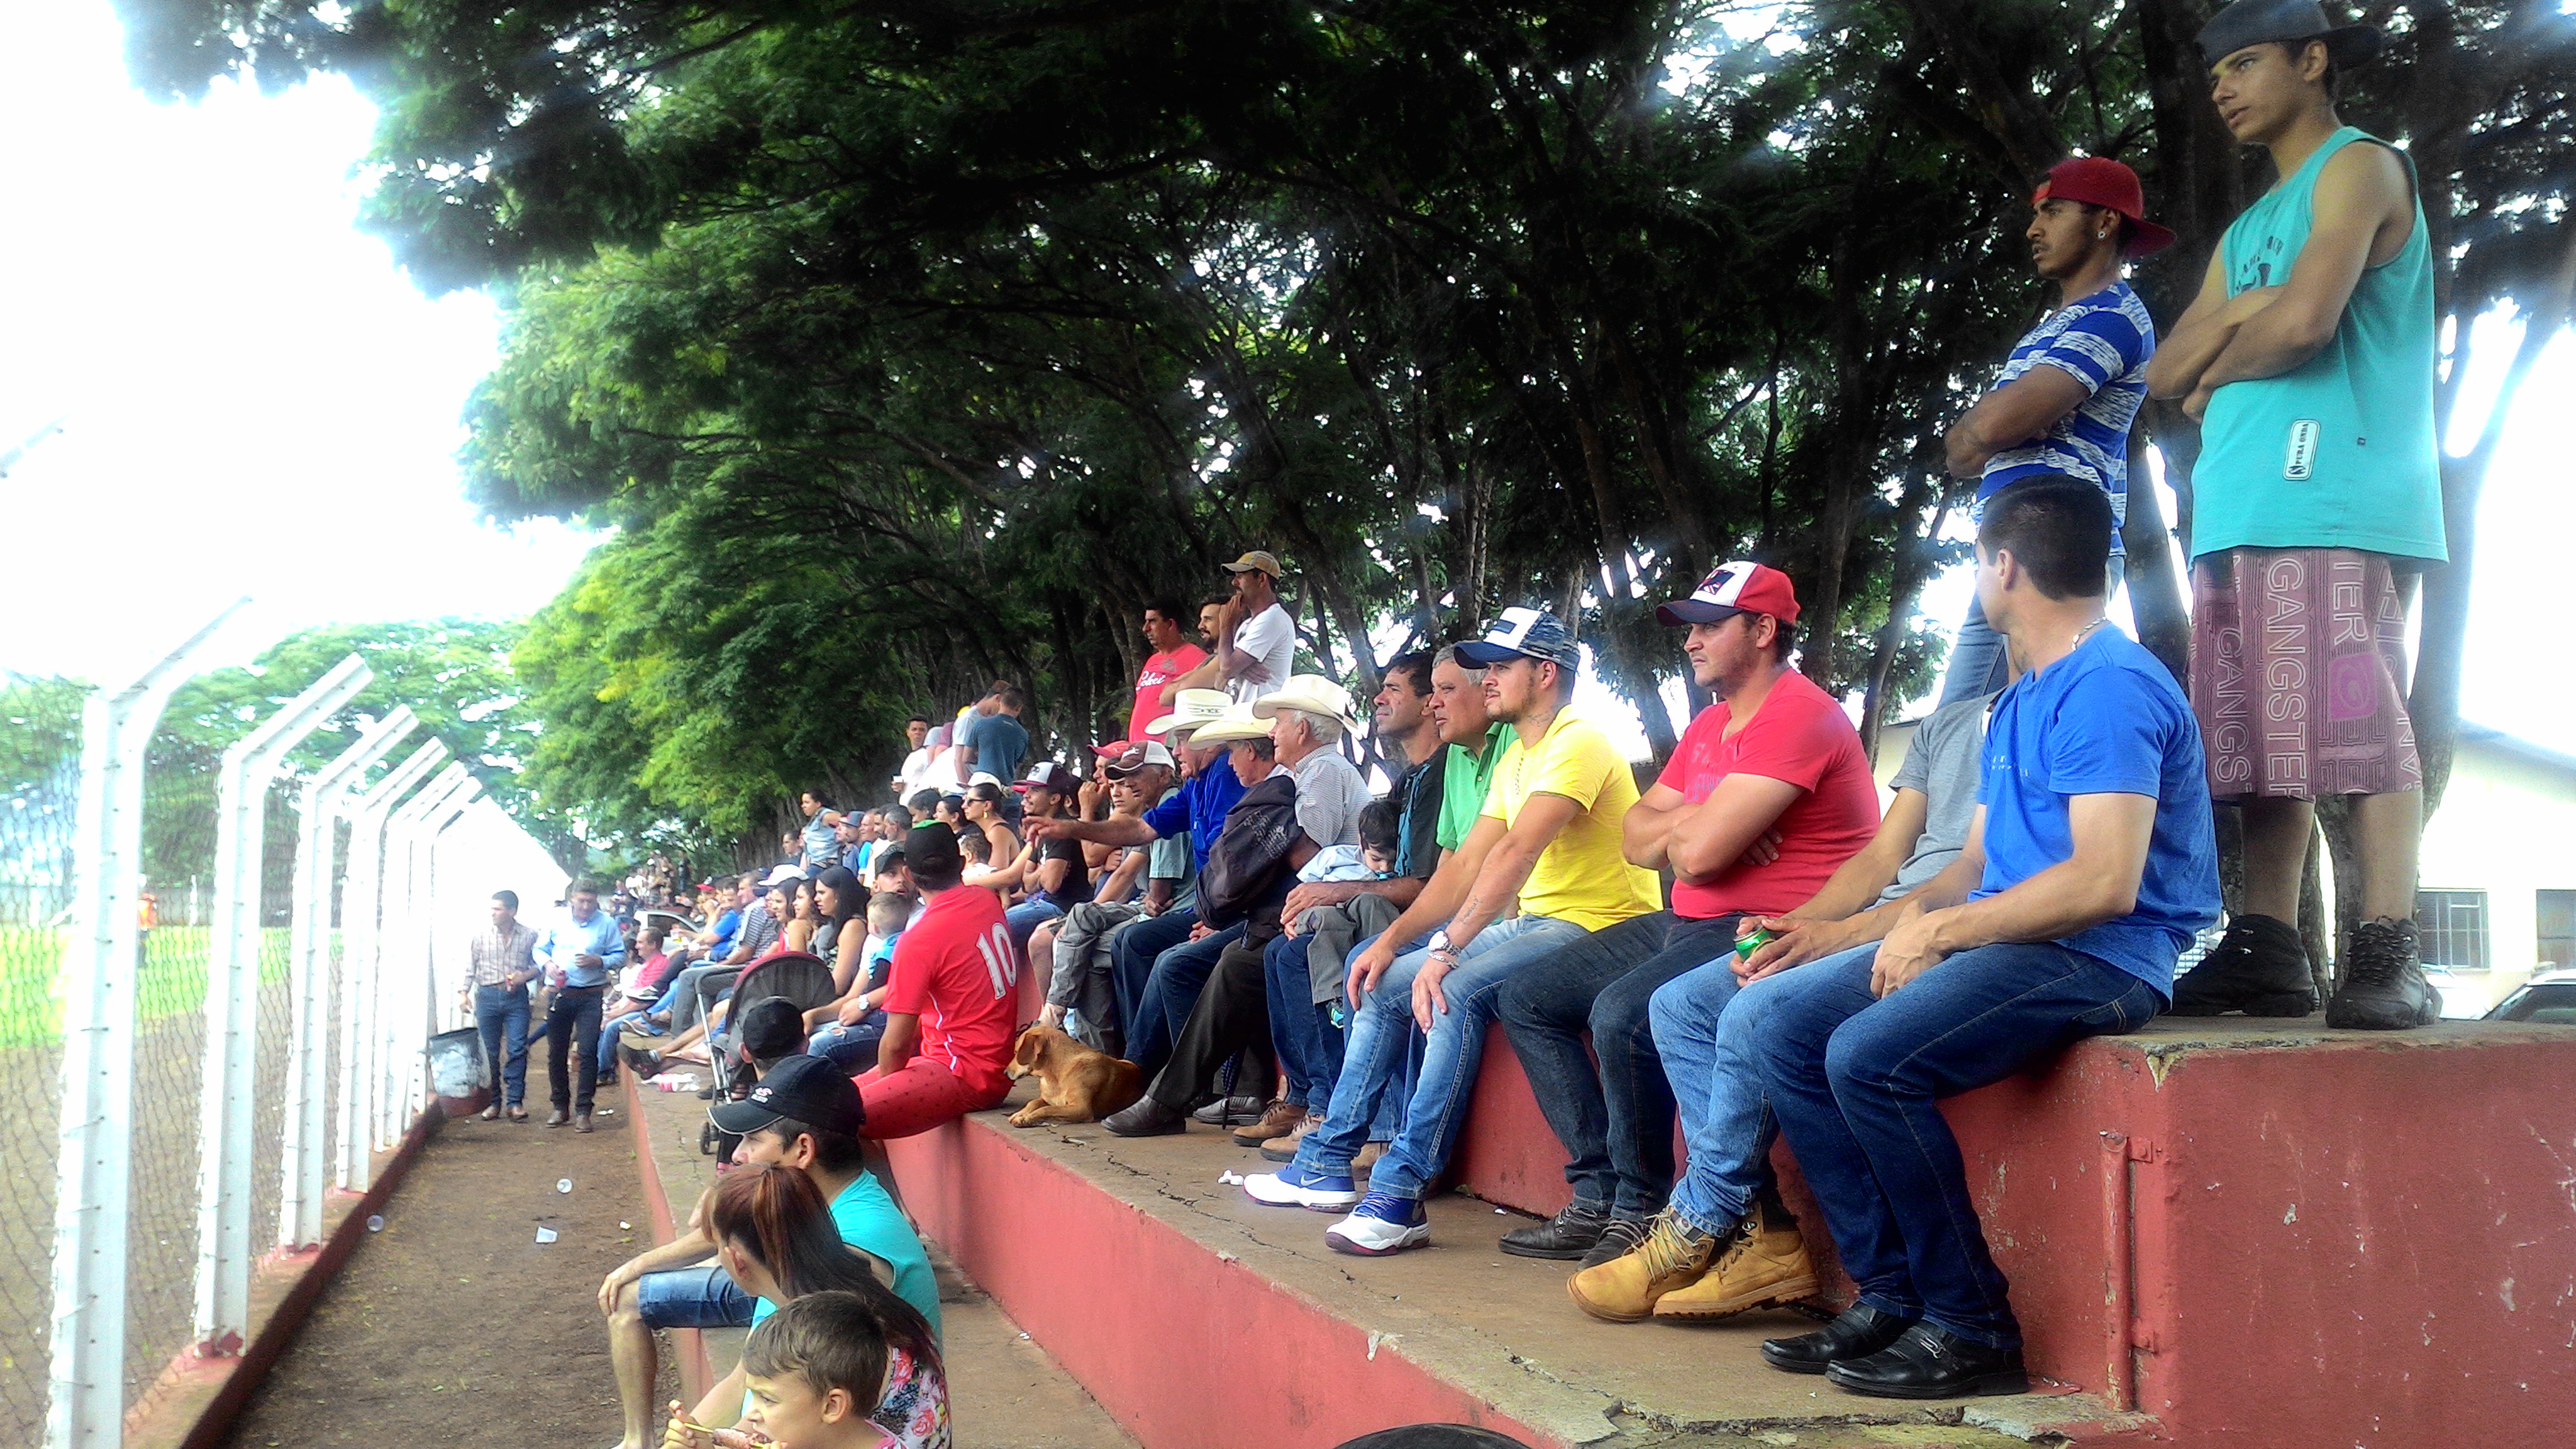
[1657, 562, 1802, 628]
[2033, 157, 2176, 258]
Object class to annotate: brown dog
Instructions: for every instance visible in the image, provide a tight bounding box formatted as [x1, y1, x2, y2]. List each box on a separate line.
[1004, 1024, 1145, 1127]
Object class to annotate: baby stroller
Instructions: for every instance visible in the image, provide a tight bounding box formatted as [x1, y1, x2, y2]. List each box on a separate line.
[695, 949, 838, 1155]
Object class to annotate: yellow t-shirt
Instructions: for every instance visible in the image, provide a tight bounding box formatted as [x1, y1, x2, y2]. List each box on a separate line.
[1479, 713, 1662, 932]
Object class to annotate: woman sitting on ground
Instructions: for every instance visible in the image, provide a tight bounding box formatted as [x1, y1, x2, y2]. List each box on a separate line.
[661, 1164, 947, 1449]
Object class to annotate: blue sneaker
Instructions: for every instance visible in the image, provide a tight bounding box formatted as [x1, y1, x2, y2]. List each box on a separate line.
[1326, 1192, 1430, 1255]
[1244, 1162, 1363, 1211]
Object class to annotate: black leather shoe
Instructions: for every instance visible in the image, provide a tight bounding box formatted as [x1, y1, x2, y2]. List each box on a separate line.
[1760, 1303, 1918, 1375]
[574, 1111, 594, 1133]
[1101, 1097, 1188, 1137]
[2168, 913, 2315, 1016]
[2326, 918, 2439, 1030]
[544, 1109, 570, 1128]
[1824, 1323, 2028, 1399]
[1499, 1200, 1608, 1260]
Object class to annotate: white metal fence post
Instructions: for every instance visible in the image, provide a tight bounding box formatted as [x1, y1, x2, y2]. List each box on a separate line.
[278, 708, 415, 1250]
[377, 765, 471, 1148]
[335, 743, 447, 1192]
[47, 602, 246, 1449]
[189, 655, 369, 1353]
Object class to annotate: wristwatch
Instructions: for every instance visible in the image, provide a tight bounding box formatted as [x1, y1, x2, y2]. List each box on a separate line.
[1426, 928, 1457, 960]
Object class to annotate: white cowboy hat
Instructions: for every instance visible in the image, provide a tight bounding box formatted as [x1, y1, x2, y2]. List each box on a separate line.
[1143, 687, 1234, 740]
[1250, 674, 1358, 728]
[1189, 704, 1274, 744]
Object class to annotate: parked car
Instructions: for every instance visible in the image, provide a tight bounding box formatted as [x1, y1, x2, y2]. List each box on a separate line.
[2483, 970, 2576, 1025]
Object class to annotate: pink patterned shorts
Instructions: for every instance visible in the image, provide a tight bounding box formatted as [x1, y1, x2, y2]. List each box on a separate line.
[2189, 548, 2422, 801]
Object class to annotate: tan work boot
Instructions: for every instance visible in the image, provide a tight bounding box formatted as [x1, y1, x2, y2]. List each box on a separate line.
[1260, 1113, 1324, 1162]
[1231, 1100, 1306, 1146]
[1567, 1209, 1718, 1323]
[1652, 1211, 1819, 1320]
[1353, 1141, 1385, 1177]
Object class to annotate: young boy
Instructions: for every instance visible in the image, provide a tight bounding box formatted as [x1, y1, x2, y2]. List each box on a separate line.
[1296, 798, 1403, 886]
[662, 1291, 938, 1449]
[807, 894, 910, 1070]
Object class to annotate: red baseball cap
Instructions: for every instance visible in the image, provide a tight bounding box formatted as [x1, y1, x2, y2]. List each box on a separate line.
[2033, 157, 2176, 258]
[1657, 562, 1801, 628]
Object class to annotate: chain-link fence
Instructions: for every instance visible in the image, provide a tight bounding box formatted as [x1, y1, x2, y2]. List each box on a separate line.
[0, 672, 79, 1442]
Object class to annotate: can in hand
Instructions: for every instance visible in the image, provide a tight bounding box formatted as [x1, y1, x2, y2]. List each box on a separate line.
[1733, 926, 1778, 960]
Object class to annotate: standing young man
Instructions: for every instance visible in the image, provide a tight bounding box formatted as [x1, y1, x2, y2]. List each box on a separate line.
[1501, 564, 1879, 1269]
[464, 889, 541, 1122]
[1172, 550, 1299, 703]
[1131, 598, 1211, 741]
[2145, 0, 2441, 1027]
[1937, 157, 2173, 706]
[956, 684, 1030, 784]
[1245, 608, 1662, 1255]
[535, 880, 627, 1131]
[1738, 479, 2219, 1398]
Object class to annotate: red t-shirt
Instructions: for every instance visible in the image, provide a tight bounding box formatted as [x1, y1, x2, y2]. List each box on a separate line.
[1658, 671, 1882, 919]
[1130, 644, 1209, 741]
[881, 885, 1019, 1096]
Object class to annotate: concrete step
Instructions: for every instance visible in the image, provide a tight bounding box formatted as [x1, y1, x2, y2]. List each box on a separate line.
[882, 1016, 2576, 1449]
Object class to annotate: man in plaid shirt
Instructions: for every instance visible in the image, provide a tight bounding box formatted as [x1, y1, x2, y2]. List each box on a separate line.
[464, 891, 541, 1121]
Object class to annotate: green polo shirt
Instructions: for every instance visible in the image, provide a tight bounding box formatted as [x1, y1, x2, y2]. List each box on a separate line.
[1436, 724, 1513, 852]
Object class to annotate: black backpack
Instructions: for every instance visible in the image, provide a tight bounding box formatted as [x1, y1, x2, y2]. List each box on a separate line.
[1198, 774, 1302, 929]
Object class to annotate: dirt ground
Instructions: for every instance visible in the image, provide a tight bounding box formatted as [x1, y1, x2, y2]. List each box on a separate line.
[219, 1105, 677, 1448]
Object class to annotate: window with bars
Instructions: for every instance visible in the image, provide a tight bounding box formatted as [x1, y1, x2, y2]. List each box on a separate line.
[2415, 890, 2490, 972]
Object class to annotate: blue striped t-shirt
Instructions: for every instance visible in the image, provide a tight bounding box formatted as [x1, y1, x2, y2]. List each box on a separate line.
[1977, 281, 2157, 557]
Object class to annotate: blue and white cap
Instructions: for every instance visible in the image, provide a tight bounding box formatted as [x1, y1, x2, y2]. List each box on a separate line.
[1455, 607, 1582, 670]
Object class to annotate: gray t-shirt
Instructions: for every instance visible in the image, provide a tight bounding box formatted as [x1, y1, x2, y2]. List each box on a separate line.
[1287, 746, 1370, 849]
[1146, 789, 1192, 882]
[1881, 691, 1994, 902]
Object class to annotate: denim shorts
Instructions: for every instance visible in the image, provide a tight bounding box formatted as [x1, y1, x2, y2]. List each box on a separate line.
[635, 1264, 755, 1329]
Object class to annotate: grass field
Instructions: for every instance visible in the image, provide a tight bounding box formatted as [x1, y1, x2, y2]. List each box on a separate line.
[0, 926, 295, 1048]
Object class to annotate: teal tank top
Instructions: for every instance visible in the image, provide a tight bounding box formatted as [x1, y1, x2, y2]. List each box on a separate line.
[2191, 126, 2447, 564]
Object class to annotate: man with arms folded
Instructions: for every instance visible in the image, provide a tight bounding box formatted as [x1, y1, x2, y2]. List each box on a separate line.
[1572, 679, 2002, 1321]
[1501, 563, 1879, 1270]
[2146, 0, 2443, 1028]
[1245, 608, 1661, 1255]
[1170, 551, 1299, 704]
[1934, 156, 2170, 706]
[1721, 479, 2218, 1398]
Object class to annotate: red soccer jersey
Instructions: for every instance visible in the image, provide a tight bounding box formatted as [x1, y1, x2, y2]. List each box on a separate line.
[1658, 670, 1882, 920]
[880, 884, 1019, 1096]
[1130, 644, 1209, 741]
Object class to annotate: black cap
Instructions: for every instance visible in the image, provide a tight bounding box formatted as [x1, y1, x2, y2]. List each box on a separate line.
[708, 1054, 865, 1138]
[906, 820, 963, 879]
[734, 996, 808, 1066]
[2196, 0, 2382, 67]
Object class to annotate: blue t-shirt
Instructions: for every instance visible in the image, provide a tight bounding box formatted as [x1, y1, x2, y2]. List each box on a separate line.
[801, 814, 840, 869]
[1977, 282, 2156, 557]
[1141, 751, 1246, 876]
[708, 908, 743, 960]
[750, 1169, 942, 1337]
[961, 712, 1029, 782]
[1975, 629, 2219, 997]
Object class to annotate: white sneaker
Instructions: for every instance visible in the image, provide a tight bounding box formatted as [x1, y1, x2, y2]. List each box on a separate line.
[1243, 1163, 1363, 1211]
[1324, 1193, 1431, 1256]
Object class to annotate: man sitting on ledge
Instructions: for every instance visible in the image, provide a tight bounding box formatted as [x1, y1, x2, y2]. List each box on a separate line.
[1734, 477, 2218, 1399]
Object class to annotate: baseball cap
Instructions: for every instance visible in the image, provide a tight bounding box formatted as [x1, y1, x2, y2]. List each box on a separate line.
[759, 863, 806, 888]
[2033, 157, 2177, 258]
[1221, 549, 1284, 577]
[1016, 760, 1077, 794]
[1104, 740, 1177, 777]
[707, 1053, 866, 1138]
[1454, 607, 1582, 669]
[734, 996, 809, 1065]
[1655, 561, 1803, 628]
[905, 819, 964, 879]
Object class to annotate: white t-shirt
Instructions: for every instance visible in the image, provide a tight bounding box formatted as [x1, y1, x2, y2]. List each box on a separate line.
[1229, 603, 1296, 703]
[898, 747, 936, 799]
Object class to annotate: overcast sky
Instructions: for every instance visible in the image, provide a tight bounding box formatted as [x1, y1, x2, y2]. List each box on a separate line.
[4, 2, 2567, 755]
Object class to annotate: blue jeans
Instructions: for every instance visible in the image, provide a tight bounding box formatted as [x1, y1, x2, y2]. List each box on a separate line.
[808, 1013, 888, 1070]
[1494, 910, 1742, 1216]
[634, 1265, 755, 1330]
[1129, 916, 1244, 1080]
[474, 984, 531, 1108]
[1113, 908, 1198, 1065]
[1296, 914, 1587, 1199]
[1005, 898, 1065, 953]
[1649, 961, 1777, 1236]
[1747, 941, 2162, 1348]
[1265, 932, 1407, 1138]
